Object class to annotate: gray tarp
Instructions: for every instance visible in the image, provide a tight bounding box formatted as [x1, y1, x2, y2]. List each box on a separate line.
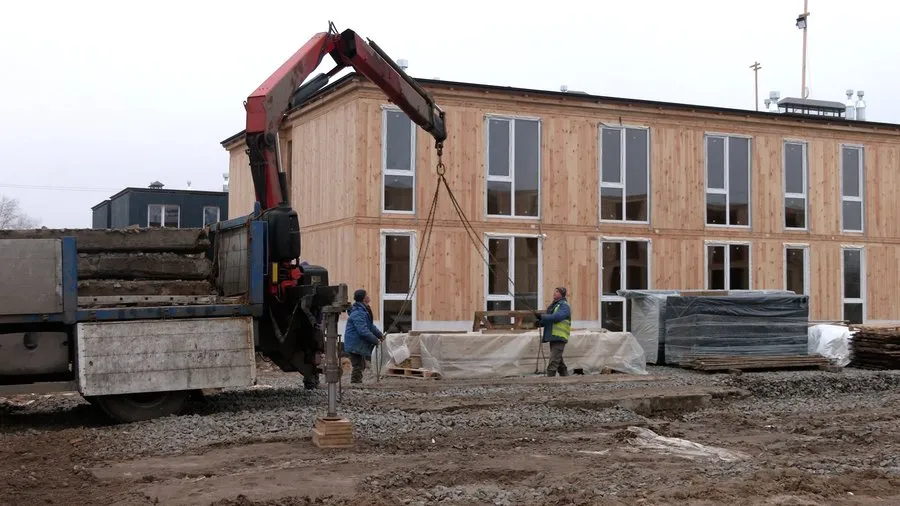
[662, 294, 810, 364]
[618, 290, 800, 364]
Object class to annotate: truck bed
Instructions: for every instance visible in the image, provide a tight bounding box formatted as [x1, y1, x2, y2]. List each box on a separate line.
[0, 220, 264, 327]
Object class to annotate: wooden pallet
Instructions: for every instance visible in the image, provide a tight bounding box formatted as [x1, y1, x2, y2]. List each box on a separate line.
[385, 367, 441, 379]
[680, 355, 834, 373]
[395, 355, 423, 370]
[473, 310, 545, 331]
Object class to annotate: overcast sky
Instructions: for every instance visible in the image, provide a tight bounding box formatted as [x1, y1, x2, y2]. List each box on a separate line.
[0, 0, 896, 228]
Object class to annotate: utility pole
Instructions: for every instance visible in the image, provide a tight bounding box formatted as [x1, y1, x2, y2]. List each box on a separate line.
[797, 0, 810, 98]
[750, 62, 761, 111]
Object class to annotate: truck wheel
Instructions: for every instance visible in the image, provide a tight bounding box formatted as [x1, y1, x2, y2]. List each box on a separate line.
[91, 390, 190, 423]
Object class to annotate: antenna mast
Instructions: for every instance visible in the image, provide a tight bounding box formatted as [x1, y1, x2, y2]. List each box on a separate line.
[750, 62, 762, 111]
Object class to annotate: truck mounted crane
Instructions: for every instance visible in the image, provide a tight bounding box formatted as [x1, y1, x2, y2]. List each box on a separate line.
[0, 22, 446, 426]
[243, 22, 447, 399]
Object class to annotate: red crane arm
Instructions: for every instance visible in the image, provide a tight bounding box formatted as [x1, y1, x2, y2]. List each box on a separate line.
[244, 24, 447, 210]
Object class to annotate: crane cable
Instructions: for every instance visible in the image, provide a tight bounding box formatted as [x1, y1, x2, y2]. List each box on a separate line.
[376, 146, 549, 377]
[434, 168, 547, 373]
[377, 163, 442, 380]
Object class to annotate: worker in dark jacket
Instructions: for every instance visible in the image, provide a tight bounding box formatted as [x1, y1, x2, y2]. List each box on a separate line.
[343, 289, 384, 383]
[536, 287, 572, 377]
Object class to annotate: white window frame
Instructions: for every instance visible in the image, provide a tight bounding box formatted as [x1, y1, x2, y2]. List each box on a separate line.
[704, 133, 753, 228]
[598, 236, 652, 331]
[381, 105, 417, 215]
[783, 139, 809, 231]
[840, 245, 866, 324]
[840, 144, 865, 233]
[202, 206, 221, 226]
[703, 240, 753, 290]
[483, 232, 543, 311]
[783, 243, 810, 295]
[484, 114, 542, 220]
[380, 229, 417, 331]
[598, 124, 651, 224]
[147, 204, 180, 228]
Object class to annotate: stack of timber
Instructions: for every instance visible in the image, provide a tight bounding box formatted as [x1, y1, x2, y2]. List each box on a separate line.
[681, 354, 833, 373]
[0, 228, 216, 305]
[849, 325, 900, 370]
[663, 294, 810, 366]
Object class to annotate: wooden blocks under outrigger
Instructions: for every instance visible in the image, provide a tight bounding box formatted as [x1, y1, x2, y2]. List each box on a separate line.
[312, 417, 355, 449]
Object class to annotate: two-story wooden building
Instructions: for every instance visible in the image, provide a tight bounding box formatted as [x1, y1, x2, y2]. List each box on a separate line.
[221, 73, 900, 332]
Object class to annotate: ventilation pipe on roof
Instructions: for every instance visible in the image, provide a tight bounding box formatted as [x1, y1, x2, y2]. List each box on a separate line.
[845, 89, 856, 120]
[855, 90, 866, 121]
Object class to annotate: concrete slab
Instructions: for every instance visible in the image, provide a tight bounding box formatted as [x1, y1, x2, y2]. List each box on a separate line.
[77, 253, 212, 280]
[78, 279, 215, 296]
[0, 228, 210, 253]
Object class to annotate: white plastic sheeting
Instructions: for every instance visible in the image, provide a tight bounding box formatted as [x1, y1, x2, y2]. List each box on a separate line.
[373, 330, 648, 379]
[808, 324, 852, 367]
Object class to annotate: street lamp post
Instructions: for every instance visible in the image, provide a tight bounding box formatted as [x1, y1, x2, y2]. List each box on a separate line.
[796, 1, 810, 98]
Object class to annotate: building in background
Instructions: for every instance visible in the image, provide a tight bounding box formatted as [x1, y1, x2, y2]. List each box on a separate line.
[221, 73, 900, 331]
[91, 181, 228, 229]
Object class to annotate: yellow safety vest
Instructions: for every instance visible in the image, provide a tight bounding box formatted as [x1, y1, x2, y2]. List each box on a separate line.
[550, 300, 571, 341]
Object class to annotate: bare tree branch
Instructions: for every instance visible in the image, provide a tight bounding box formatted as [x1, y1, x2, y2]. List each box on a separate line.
[0, 195, 41, 230]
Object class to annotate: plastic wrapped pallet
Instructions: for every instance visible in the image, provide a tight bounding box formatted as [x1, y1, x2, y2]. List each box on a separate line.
[618, 289, 797, 364]
[662, 294, 810, 365]
[617, 290, 679, 365]
[374, 330, 648, 379]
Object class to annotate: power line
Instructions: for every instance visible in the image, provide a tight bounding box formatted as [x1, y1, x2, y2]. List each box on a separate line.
[0, 183, 120, 192]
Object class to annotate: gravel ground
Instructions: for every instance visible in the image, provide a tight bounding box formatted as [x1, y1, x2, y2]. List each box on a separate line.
[2, 363, 900, 505]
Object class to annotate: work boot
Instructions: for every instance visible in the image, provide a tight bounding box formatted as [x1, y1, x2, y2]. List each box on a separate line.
[558, 367, 569, 377]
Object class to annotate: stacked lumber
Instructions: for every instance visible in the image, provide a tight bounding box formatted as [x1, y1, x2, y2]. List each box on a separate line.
[1, 228, 216, 301]
[849, 325, 900, 370]
[682, 355, 832, 372]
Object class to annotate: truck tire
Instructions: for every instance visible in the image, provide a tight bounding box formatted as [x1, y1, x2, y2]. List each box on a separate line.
[90, 390, 190, 423]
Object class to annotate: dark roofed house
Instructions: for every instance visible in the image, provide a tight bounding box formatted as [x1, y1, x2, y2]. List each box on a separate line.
[91, 182, 228, 230]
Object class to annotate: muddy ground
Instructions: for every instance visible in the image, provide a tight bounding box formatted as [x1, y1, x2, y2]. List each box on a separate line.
[1, 363, 899, 506]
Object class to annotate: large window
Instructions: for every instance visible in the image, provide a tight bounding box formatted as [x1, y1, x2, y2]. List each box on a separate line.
[784, 141, 808, 229]
[842, 247, 865, 324]
[841, 145, 864, 233]
[706, 242, 751, 290]
[148, 204, 179, 228]
[486, 116, 541, 218]
[485, 235, 541, 313]
[705, 135, 751, 227]
[784, 245, 809, 295]
[600, 126, 650, 222]
[203, 206, 220, 226]
[381, 232, 415, 332]
[383, 108, 416, 213]
[600, 239, 650, 332]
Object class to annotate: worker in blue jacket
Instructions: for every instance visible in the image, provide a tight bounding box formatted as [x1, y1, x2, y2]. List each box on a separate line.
[343, 289, 384, 383]
[536, 286, 572, 377]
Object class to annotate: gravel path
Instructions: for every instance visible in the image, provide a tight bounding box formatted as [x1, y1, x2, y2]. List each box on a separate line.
[3, 364, 900, 505]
